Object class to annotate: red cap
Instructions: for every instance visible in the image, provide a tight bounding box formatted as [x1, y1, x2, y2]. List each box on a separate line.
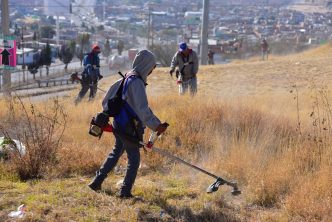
[92, 44, 101, 53]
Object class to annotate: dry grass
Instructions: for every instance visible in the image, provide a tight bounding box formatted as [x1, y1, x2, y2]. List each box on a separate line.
[1, 44, 332, 221]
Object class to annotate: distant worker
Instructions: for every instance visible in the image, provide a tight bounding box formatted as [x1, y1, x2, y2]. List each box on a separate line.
[208, 49, 215, 65]
[75, 44, 103, 104]
[169, 42, 199, 95]
[261, 38, 269, 61]
[117, 40, 124, 56]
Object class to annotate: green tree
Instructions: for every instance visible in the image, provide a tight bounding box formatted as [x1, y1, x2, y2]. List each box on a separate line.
[28, 51, 41, 80]
[76, 33, 90, 66]
[59, 41, 76, 70]
[75, 48, 85, 67]
[39, 26, 56, 39]
[40, 42, 52, 75]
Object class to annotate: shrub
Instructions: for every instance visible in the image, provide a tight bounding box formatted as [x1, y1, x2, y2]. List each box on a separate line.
[0, 97, 66, 180]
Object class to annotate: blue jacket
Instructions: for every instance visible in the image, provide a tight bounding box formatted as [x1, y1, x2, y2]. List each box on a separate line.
[83, 52, 100, 81]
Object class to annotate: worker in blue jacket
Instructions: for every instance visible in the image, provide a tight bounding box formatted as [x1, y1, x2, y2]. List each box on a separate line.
[75, 44, 103, 104]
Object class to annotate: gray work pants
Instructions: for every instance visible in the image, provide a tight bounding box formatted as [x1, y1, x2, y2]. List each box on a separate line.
[179, 76, 197, 95]
[93, 122, 143, 195]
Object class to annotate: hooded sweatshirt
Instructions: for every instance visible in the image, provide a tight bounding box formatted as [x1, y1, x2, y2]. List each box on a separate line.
[102, 50, 161, 131]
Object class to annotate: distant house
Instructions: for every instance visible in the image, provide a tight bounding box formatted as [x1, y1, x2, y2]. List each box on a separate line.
[291, 12, 305, 25]
[16, 48, 39, 65]
[18, 42, 58, 63]
[184, 12, 202, 25]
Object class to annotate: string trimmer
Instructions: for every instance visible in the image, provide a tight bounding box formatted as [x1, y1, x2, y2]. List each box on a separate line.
[70, 72, 106, 93]
[89, 120, 241, 195]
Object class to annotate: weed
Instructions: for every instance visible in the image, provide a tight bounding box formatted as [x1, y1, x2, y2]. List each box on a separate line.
[0, 96, 66, 180]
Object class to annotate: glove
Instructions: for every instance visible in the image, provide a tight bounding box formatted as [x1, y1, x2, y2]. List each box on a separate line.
[98, 74, 104, 80]
[175, 70, 180, 78]
[94, 112, 110, 128]
[155, 122, 169, 136]
[169, 69, 174, 77]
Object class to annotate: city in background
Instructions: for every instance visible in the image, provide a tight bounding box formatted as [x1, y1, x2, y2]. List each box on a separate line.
[1, 0, 332, 91]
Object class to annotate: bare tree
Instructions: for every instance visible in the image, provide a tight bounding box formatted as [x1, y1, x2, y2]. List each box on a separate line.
[149, 44, 178, 67]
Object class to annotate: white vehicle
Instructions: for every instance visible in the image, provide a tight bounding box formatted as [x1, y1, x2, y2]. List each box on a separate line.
[108, 55, 128, 70]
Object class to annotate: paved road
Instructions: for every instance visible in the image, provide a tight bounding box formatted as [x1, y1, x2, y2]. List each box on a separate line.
[9, 60, 83, 85]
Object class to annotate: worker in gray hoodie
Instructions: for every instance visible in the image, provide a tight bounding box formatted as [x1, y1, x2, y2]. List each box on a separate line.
[88, 50, 168, 198]
[169, 42, 199, 95]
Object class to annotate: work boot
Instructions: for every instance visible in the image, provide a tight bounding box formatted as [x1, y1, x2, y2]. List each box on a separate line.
[74, 97, 82, 105]
[118, 192, 144, 201]
[88, 180, 102, 192]
[118, 193, 134, 199]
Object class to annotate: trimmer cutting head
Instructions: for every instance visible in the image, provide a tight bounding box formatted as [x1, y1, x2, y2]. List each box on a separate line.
[206, 178, 241, 195]
[230, 184, 241, 196]
[206, 178, 225, 193]
[70, 72, 80, 81]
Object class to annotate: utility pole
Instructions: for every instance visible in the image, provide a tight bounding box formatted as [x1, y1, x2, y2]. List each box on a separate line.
[103, 0, 106, 22]
[147, 7, 151, 48]
[200, 0, 209, 65]
[1, 0, 11, 95]
[151, 13, 154, 47]
[56, 15, 60, 46]
[21, 27, 26, 83]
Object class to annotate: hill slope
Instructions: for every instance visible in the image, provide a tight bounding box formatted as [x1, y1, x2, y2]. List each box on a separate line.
[0, 45, 331, 222]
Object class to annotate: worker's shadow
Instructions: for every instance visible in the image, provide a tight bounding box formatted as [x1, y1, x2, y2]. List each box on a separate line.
[102, 188, 237, 221]
[102, 188, 145, 203]
[137, 196, 238, 222]
[102, 188, 115, 196]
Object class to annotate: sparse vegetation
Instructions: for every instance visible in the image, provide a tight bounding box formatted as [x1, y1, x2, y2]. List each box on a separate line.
[0, 97, 66, 180]
[149, 44, 178, 66]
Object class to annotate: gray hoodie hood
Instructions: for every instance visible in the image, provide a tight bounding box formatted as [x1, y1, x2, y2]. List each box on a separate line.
[102, 49, 161, 131]
[132, 50, 156, 83]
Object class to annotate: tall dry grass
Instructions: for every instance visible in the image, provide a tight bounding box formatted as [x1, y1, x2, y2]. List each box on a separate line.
[1, 42, 332, 220]
[155, 95, 330, 221]
[0, 90, 331, 221]
[54, 92, 332, 219]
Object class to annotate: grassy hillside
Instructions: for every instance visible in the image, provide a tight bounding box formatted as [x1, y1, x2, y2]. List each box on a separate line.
[0, 44, 331, 221]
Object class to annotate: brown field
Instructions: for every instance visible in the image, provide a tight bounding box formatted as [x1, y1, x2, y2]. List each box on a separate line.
[0, 44, 331, 221]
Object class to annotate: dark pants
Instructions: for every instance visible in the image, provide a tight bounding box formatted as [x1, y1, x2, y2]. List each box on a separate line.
[92, 123, 142, 195]
[75, 76, 97, 103]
